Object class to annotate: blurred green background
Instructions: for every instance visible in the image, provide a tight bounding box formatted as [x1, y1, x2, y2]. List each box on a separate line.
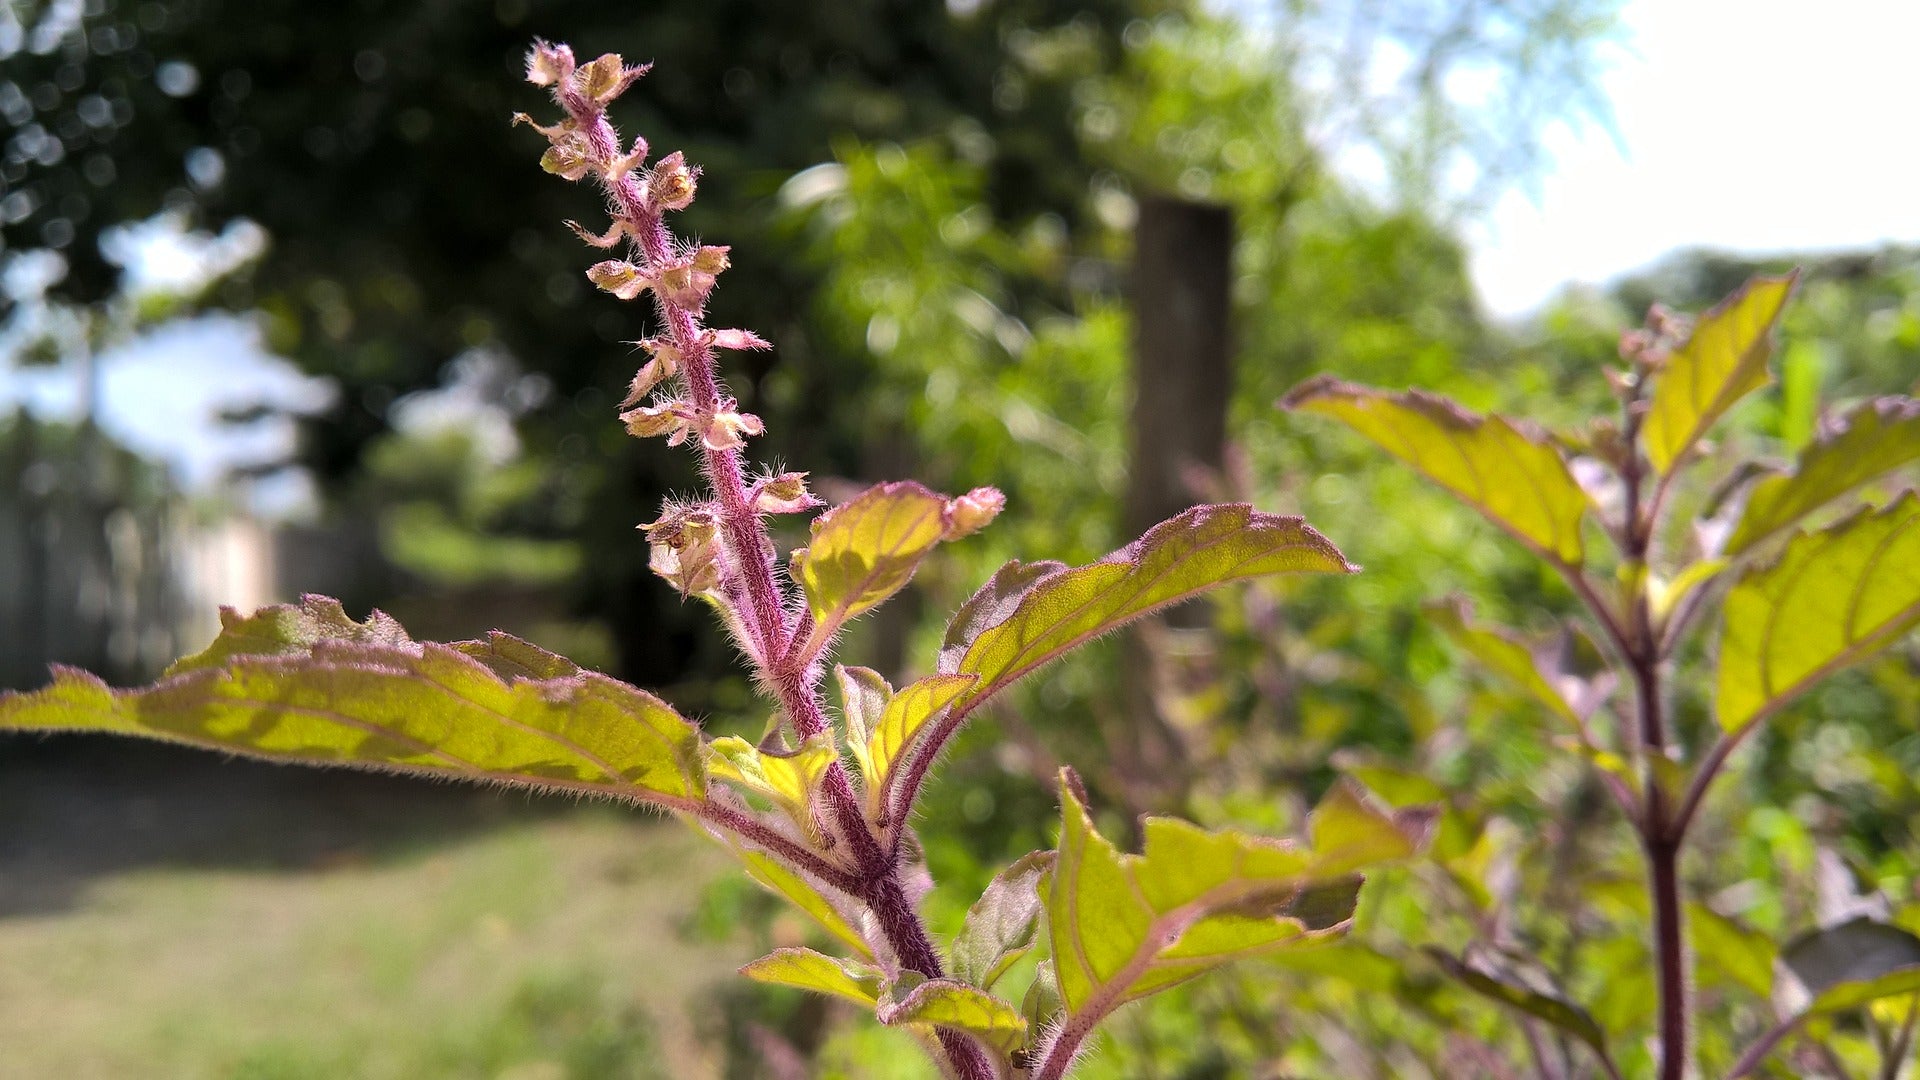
[3, 0, 1917, 1076]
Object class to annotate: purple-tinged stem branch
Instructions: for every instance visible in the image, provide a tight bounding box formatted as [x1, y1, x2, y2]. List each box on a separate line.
[535, 54, 994, 1080]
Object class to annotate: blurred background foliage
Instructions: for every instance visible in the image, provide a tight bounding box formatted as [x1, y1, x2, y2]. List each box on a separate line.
[4, 0, 1919, 1076]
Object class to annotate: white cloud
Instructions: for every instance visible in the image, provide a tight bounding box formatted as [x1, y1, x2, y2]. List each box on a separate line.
[1469, 0, 1920, 317]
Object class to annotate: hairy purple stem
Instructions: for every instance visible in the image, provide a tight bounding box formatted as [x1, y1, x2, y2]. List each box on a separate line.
[544, 62, 994, 1080]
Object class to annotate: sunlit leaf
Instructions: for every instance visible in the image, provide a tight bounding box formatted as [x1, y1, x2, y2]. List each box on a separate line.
[1045, 772, 1426, 1030]
[1281, 377, 1589, 564]
[950, 851, 1053, 990]
[165, 594, 413, 673]
[833, 665, 976, 821]
[942, 504, 1353, 712]
[793, 481, 958, 642]
[936, 558, 1064, 675]
[1727, 396, 1920, 555]
[0, 596, 705, 803]
[1427, 599, 1581, 728]
[1642, 272, 1798, 475]
[740, 947, 886, 1007]
[876, 975, 1028, 1055]
[1426, 946, 1611, 1060]
[705, 735, 837, 838]
[726, 845, 874, 960]
[1715, 494, 1920, 732]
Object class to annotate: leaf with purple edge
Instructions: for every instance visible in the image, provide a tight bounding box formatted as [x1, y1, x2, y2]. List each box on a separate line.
[877, 974, 1028, 1057]
[1044, 772, 1427, 1033]
[1727, 396, 1920, 556]
[1643, 272, 1798, 475]
[793, 481, 956, 647]
[1715, 493, 1920, 732]
[0, 596, 705, 804]
[1282, 377, 1590, 565]
[942, 504, 1353, 715]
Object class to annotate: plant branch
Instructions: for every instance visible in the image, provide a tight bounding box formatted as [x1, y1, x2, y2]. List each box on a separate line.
[534, 56, 996, 1080]
[1724, 1014, 1804, 1079]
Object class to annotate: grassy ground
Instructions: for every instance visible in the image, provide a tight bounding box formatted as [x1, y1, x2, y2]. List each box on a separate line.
[0, 812, 748, 1079]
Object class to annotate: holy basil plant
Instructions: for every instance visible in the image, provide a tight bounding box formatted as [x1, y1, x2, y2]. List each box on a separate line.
[1284, 278, 1920, 1080]
[0, 42, 1432, 1079]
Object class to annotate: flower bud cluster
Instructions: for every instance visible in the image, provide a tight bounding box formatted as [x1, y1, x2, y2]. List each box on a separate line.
[520, 39, 798, 607]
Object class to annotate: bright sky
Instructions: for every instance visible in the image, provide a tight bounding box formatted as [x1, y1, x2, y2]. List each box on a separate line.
[1468, 0, 1920, 317]
[8, 0, 1918, 508]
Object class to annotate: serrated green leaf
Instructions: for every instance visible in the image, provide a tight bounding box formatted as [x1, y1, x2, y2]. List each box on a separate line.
[794, 481, 956, 638]
[937, 559, 1065, 675]
[166, 594, 414, 674]
[705, 735, 836, 838]
[1643, 272, 1798, 474]
[1426, 946, 1611, 1059]
[1727, 396, 1920, 555]
[1715, 493, 1920, 732]
[740, 947, 887, 1007]
[876, 977, 1028, 1055]
[1281, 377, 1589, 565]
[1046, 772, 1424, 1030]
[0, 596, 704, 803]
[950, 851, 1054, 990]
[727, 845, 874, 960]
[1690, 902, 1774, 1000]
[943, 504, 1353, 713]
[1427, 599, 1581, 728]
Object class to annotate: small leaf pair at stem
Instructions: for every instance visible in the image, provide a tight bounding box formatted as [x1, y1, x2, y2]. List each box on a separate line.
[744, 771, 1434, 1077]
[1286, 270, 1920, 1079]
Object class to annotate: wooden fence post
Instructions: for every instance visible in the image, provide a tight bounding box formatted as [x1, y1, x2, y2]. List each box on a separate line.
[1117, 195, 1234, 811]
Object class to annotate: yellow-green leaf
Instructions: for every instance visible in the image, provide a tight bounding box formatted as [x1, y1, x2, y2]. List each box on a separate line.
[1427, 599, 1581, 728]
[1046, 772, 1427, 1028]
[726, 845, 874, 960]
[1715, 493, 1920, 732]
[0, 596, 704, 803]
[832, 667, 976, 822]
[1282, 377, 1589, 565]
[950, 851, 1053, 990]
[943, 504, 1353, 713]
[876, 976, 1028, 1056]
[793, 481, 956, 639]
[705, 735, 837, 837]
[740, 947, 886, 1007]
[1727, 396, 1920, 555]
[1642, 272, 1798, 475]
